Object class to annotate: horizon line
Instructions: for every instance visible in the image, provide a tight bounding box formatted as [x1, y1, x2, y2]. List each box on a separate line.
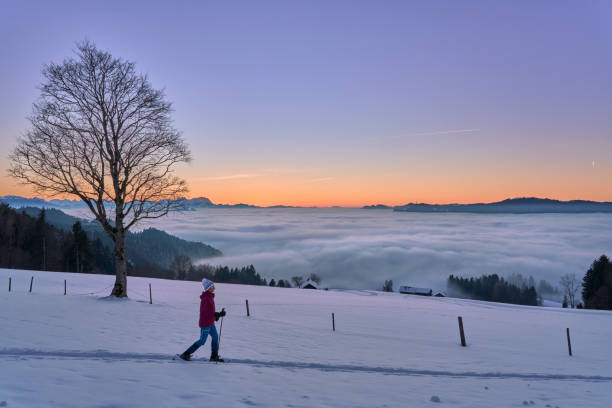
[2, 194, 612, 209]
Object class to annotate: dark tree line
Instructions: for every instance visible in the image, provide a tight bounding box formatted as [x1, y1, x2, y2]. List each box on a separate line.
[169, 255, 297, 287]
[15, 206, 220, 279]
[447, 274, 538, 306]
[268, 279, 292, 288]
[169, 256, 268, 285]
[183, 264, 268, 286]
[0, 204, 112, 274]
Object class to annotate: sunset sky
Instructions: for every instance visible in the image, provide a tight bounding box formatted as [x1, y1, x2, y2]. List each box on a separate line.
[1, 0, 611, 207]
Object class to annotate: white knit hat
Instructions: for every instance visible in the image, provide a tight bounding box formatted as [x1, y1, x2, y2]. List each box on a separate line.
[202, 278, 215, 291]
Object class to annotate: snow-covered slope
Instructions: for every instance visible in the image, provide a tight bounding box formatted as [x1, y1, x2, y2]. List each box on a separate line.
[1, 268, 611, 407]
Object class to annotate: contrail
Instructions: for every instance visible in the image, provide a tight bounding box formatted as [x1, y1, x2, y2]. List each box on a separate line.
[408, 128, 481, 137]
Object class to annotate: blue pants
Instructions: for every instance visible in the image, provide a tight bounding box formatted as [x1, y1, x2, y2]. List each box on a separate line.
[185, 325, 219, 355]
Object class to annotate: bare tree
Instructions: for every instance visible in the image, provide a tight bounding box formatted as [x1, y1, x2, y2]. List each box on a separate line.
[170, 255, 192, 280]
[382, 279, 393, 292]
[560, 273, 579, 308]
[291, 276, 304, 288]
[10, 42, 191, 297]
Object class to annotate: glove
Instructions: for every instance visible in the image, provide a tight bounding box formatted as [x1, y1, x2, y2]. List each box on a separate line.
[214, 309, 226, 321]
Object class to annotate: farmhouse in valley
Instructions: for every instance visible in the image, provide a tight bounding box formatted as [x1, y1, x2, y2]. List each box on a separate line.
[399, 286, 433, 296]
[300, 279, 320, 290]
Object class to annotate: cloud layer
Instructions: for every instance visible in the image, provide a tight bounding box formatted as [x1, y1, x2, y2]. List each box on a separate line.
[144, 209, 612, 292]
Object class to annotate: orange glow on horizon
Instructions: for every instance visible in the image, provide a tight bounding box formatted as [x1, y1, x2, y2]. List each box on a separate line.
[2, 162, 611, 207]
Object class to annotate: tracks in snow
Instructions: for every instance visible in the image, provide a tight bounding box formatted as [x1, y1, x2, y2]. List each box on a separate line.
[1, 348, 610, 382]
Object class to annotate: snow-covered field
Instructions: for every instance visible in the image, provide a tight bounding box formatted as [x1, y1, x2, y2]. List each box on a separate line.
[1, 268, 611, 407]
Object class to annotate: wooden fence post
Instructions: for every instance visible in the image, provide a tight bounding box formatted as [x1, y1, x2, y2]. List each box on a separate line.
[8, 277, 11, 292]
[332, 312, 335, 331]
[29, 276, 33, 293]
[458, 316, 467, 347]
[64, 280, 66, 295]
[246, 299, 250, 316]
[566, 328, 572, 356]
[149, 284, 152, 304]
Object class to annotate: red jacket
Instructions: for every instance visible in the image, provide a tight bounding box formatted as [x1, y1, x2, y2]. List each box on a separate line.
[199, 291, 216, 327]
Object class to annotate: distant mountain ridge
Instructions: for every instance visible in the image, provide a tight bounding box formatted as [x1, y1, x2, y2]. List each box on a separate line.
[0, 195, 89, 210]
[0, 195, 257, 210]
[362, 204, 392, 210]
[4, 195, 612, 213]
[394, 197, 612, 214]
[0, 195, 312, 210]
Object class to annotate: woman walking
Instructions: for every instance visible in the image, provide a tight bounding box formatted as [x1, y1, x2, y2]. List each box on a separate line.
[179, 279, 226, 362]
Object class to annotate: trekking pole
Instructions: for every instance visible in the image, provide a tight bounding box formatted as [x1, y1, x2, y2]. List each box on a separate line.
[218, 308, 225, 347]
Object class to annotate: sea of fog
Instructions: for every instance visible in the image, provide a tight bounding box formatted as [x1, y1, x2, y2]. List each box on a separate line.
[127, 208, 612, 293]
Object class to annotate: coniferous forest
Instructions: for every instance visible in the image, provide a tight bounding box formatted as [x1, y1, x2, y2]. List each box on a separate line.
[447, 274, 539, 306]
[0, 204, 112, 274]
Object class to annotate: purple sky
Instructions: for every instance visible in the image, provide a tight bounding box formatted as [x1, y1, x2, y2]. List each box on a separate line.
[1, 1, 611, 205]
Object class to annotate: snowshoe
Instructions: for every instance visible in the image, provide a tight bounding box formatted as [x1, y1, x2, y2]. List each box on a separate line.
[210, 352, 224, 362]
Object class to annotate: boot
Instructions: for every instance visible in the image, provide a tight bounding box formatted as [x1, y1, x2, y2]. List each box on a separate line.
[181, 342, 200, 361]
[210, 352, 224, 362]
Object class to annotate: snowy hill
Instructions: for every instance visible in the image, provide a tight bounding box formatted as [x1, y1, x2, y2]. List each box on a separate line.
[1, 268, 611, 407]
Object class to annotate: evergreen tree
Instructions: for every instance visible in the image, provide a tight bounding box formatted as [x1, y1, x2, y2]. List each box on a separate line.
[269, 279, 276, 287]
[92, 238, 115, 274]
[582, 254, 612, 309]
[31, 208, 50, 270]
[71, 221, 93, 273]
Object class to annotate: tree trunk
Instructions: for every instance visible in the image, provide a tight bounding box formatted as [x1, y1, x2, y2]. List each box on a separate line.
[110, 230, 127, 297]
